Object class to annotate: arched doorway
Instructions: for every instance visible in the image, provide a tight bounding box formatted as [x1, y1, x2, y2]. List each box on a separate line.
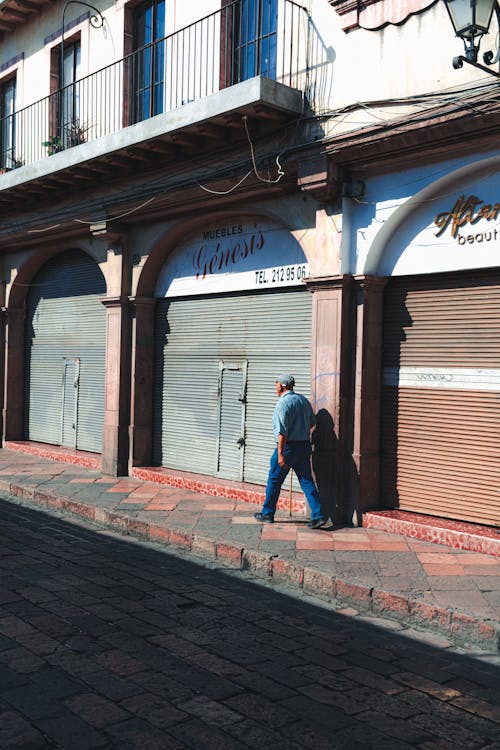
[24, 249, 107, 452]
[368, 157, 500, 526]
[151, 217, 313, 485]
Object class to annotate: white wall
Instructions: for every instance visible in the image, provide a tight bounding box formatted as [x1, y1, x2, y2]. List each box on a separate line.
[1, 0, 497, 167]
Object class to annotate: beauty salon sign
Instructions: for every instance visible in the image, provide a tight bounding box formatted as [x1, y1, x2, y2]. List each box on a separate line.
[386, 189, 500, 276]
[434, 194, 500, 245]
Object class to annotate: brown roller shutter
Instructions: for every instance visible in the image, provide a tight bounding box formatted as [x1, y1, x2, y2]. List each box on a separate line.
[381, 271, 500, 527]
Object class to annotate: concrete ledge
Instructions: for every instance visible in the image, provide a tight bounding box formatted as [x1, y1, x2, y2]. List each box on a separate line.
[5, 441, 101, 470]
[364, 509, 500, 557]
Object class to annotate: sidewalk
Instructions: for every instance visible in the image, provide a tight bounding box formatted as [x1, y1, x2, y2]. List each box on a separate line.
[0, 444, 499, 654]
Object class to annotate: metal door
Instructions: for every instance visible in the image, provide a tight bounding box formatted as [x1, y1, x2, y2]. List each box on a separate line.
[217, 361, 247, 480]
[61, 358, 80, 448]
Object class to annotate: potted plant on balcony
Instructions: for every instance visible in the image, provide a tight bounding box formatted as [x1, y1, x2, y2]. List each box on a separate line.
[0, 156, 24, 173]
[65, 120, 90, 147]
[9, 156, 24, 169]
[42, 135, 64, 155]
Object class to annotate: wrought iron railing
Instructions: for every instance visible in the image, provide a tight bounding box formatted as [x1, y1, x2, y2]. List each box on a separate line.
[0, 0, 313, 172]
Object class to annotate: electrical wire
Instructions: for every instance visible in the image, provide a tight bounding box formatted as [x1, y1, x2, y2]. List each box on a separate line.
[73, 195, 157, 224]
[5, 79, 500, 237]
[196, 169, 253, 195]
[243, 115, 284, 184]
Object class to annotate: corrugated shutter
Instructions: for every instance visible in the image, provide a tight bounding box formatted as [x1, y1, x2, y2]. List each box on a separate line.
[381, 271, 500, 526]
[24, 250, 106, 453]
[153, 288, 312, 485]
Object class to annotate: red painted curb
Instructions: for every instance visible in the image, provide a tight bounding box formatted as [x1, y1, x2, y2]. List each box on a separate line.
[148, 524, 171, 544]
[372, 589, 410, 617]
[407, 600, 452, 630]
[303, 568, 336, 598]
[216, 543, 243, 568]
[270, 558, 304, 587]
[242, 549, 273, 576]
[11, 483, 35, 500]
[335, 579, 372, 609]
[169, 529, 194, 549]
[192, 535, 217, 560]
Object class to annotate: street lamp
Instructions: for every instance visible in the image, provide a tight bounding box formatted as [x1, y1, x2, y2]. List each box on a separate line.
[60, 0, 104, 90]
[443, 0, 500, 76]
[59, 1, 104, 147]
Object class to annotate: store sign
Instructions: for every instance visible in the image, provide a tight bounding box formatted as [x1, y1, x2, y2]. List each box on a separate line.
[156, 221, 310, 298]
[434, 194, 500, 244]
[385, 182, 500, 276]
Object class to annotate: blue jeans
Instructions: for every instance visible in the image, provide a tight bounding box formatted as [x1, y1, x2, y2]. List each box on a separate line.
[262, 440, 323, 520]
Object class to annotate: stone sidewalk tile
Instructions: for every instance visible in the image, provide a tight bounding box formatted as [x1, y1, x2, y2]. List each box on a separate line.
[0, 447, 498, 653]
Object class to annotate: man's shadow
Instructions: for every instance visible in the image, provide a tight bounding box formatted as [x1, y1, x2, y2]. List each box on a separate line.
[311, 407, 346, 530]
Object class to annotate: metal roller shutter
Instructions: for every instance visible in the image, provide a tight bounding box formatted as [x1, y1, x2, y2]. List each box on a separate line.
[153, 288, 312, 485]
[381, 271, 500, 526]
[24, 250, 106, 453]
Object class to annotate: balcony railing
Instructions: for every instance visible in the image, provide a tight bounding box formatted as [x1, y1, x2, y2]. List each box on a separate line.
[1, 0, 313, 172]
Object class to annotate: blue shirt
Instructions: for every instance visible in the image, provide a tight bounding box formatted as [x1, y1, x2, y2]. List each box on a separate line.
[272, 390, 316, 442]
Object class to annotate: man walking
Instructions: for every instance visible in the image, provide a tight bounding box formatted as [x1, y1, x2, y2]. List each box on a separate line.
[254, 374, 327, 529]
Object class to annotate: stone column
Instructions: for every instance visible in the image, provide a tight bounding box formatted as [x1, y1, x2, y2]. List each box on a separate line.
[0, 308, 5, 445]
[93, 222, 131, 477]
[349, 275, 387, 525]
[3, 306, 25, 442]
[306, 275, 354, 525]
[101, 295, 131, 476]
[129, 296, 156, 470]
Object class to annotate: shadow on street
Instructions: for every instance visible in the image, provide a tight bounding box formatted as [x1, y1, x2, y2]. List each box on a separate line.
[0, 497, 498, 750]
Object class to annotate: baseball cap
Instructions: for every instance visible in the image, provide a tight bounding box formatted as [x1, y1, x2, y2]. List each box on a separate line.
[276, 374, 295, 387]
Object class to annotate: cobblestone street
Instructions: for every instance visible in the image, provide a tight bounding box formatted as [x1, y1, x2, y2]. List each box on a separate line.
[0, 496, 498, 749]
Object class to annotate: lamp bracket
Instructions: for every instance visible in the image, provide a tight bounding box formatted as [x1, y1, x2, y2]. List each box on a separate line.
[450, 1, 500, 78]
[453, 54, 500, 76]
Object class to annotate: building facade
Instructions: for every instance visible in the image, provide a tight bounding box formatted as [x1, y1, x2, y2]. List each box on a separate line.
[0, 0, 498, 527]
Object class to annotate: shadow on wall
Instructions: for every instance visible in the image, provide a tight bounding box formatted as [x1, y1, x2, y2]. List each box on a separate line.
[312, 407, 339, 523]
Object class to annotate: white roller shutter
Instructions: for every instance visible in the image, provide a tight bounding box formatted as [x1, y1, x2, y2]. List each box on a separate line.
[24, 250, 106, 453]
[153, 288, 312, 485]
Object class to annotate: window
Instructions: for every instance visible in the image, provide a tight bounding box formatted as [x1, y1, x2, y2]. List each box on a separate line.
[60, 40, 82, 146]
[235, 0, 277, 82]
[132, 0, 165, 122]
[0, 77, 16, 170]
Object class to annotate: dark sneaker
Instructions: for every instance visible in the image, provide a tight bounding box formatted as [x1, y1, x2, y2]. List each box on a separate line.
[308, 517, 327, 529]
[254, 512, 274, 523]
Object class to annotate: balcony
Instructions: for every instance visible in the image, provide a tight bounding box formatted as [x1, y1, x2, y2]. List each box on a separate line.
[0, 0, 314, 209]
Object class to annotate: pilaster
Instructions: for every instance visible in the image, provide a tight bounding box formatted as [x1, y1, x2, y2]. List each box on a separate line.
[3, 306, 25, 442]
[306, 274, 354, 524]
[129, 296, 156, 469]
[98, 222, 132, 476]
[350, 275, 388, 524]
[101, 296, 132, 476]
